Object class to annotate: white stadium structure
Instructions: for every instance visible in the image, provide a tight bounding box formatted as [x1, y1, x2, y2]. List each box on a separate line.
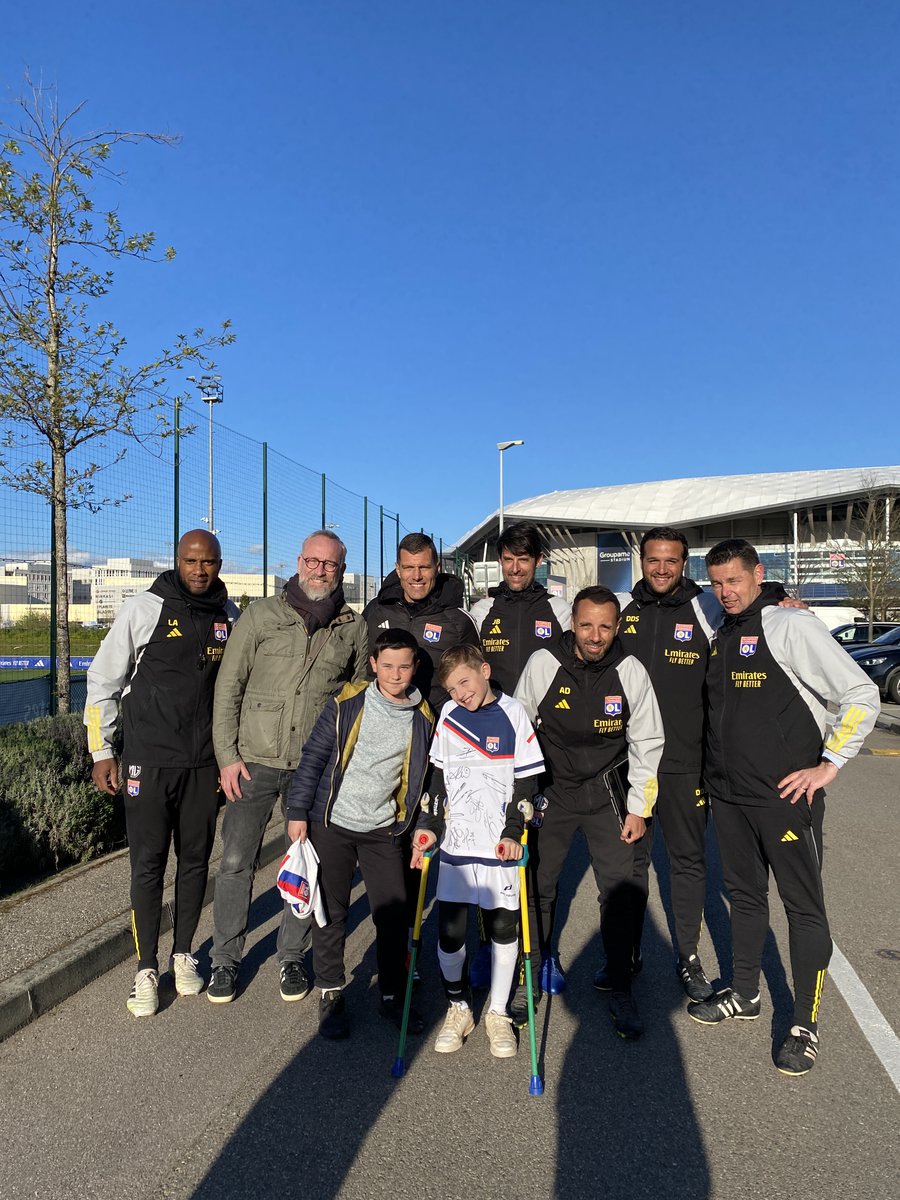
[454, 466, 900, 606]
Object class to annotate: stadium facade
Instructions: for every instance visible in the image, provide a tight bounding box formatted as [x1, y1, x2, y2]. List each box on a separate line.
[454, 466, 900, 609]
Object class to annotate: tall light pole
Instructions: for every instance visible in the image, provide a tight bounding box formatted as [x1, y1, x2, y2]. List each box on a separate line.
[187, 375, 223, 533]
[497, 440, 524, 534]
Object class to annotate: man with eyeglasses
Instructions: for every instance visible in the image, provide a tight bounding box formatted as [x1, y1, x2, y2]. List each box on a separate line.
[209, 530, 368, 1004]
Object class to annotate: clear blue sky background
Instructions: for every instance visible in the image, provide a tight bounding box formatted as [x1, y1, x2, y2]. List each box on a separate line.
[3, 2, 899, 549]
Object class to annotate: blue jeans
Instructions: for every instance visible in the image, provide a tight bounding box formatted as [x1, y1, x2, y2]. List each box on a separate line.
[211, 762, 311, 970]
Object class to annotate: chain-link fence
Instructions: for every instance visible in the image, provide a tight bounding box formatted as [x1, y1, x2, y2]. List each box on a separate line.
[0, 399, 454, 723]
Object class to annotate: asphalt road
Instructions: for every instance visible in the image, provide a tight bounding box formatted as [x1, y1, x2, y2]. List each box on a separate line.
[2, 731, 899, 1200]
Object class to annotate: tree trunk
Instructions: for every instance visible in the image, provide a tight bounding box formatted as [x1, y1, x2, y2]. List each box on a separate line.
[52, 444, 71, 713]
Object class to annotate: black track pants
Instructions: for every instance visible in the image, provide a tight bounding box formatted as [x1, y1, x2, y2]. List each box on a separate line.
[124, 765, 220, 972]
[527, 793, 651, 992]
[655, 773, 710, 959]
[311, 821, 408, 997]
[712, 794, 832, 1030]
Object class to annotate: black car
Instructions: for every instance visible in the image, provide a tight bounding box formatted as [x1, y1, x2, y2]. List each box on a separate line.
[832, 621, 900, 648]
[849, 626, 900, 705]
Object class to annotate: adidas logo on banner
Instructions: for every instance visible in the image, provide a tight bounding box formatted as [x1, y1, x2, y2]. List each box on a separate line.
[781, 830, 799, 843]
[555, 699, 570, 710]
[166, 628, 183, 638]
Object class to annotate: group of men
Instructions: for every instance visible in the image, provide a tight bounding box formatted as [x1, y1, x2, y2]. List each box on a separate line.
[85, 518, 879, 1075]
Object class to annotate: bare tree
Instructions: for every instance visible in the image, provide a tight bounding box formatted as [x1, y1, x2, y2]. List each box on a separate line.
[828, 476, 900, 635]
[0, 80, 233, 711]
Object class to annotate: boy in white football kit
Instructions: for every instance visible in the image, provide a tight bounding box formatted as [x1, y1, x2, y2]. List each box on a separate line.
[412, 646, 544, 1058]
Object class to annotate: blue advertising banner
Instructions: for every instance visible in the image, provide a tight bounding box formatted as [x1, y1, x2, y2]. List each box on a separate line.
[596, 533, 634, 593]
[0, 657, 94, 670]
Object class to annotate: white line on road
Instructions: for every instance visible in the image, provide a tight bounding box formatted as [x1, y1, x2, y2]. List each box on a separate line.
[830, 942, 900, 1097]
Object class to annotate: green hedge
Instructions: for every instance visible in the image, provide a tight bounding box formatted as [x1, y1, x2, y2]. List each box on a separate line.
[0, 714, 125, 892]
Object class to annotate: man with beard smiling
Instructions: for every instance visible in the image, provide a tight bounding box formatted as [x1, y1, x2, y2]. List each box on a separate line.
[470, 523, 571, 696]
[469, 522, 571, 991]
[515, 586, 664, 1039]
[605, 527, 723, 1002]
[209, 530, 368, 1004]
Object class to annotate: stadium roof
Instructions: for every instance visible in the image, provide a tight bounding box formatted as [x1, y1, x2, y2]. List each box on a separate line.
[455, 466, 900, 549]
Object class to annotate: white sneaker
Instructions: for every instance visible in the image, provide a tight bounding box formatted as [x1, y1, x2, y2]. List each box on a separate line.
[485, 1010, 517, 1058]
[434, 1003, 475, 1053]
[172, 953, 204, 996]
[126, 969, 159, 1017]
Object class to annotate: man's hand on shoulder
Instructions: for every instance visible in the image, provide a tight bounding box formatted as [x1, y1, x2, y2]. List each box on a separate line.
[91, 759, 119, 795]
[778, 598, 808, 610]
[220, 760, 251, 802]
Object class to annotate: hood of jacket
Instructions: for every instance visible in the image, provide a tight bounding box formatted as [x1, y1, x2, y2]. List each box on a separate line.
[550, 628, 626, 676]
[149, 569, 229, 614]
[486, 580, 550, 603]
[630, 574, 705, 608]
[721, 580, 788, 630]
[374, 570, 466, 615]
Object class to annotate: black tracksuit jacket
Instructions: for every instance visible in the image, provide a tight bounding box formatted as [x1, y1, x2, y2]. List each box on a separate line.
[618, 577, 721, 774]
[704, 583, 879, 806]
[470, 582, 571, 695]
[362, 571, 479, 710]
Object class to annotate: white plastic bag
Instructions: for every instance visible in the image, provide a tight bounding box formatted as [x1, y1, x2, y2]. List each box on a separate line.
[276, 837, 327, 927]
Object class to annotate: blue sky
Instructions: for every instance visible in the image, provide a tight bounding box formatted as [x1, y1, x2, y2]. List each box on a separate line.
[3, 2, 900, 549]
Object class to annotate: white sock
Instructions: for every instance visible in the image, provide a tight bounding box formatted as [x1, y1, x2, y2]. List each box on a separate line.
[489, 939, 519, 1014]
[438, 944, 467, 1002]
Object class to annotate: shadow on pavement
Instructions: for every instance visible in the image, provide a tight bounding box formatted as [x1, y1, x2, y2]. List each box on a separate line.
[553, 834, 710, 1200]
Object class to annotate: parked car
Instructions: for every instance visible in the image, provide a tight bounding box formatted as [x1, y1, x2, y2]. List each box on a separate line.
[849, 627, 900, 704]
[831, 621, 900, 648]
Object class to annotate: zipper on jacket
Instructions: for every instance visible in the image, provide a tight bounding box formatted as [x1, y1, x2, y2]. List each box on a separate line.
[323, 699, 342, 827]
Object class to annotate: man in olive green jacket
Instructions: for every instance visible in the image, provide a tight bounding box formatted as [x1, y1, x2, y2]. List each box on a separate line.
[209, 530, 368, 1005]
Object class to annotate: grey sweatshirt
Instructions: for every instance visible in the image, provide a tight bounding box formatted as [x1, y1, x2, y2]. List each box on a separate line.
[329, 684, 421, 832]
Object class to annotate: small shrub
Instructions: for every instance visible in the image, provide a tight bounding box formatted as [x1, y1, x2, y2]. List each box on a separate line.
[0, 713, 125, 891]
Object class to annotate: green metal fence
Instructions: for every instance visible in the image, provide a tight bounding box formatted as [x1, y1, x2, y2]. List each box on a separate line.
[0, 398, 451, 722]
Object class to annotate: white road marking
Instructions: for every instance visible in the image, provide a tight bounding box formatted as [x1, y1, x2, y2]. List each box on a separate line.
[830, 942, 900, 1097]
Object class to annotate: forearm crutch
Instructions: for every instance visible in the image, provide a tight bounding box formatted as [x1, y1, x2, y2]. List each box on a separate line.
[391, 845, 434, 1079]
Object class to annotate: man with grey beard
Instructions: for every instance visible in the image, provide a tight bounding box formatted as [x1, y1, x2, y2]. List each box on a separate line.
[209, 530, 368, 1004]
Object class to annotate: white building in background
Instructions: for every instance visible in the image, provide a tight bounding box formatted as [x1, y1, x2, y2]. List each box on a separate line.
[90, 558, 159, 622]
[453, 466, 900, 607]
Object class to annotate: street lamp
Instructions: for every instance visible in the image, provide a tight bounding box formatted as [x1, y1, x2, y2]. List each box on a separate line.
[497, 440, 524, 534]
[187, 375, 223, 534]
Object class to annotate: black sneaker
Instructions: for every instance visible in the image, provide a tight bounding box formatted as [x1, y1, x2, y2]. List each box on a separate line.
[609, 989, 643, 1040]
[775, 1026, 819, 1076]
[677, 954, 714, 1002]
[319, 989, 350, 1040]
[593, 953, 643, 992]
[207, 965, 237, 1005]
[509, 983, 541, 1028]
[687, 987, 761, 1024]
[379, 995, 424, 1035]
[279, 960, 310, 1002]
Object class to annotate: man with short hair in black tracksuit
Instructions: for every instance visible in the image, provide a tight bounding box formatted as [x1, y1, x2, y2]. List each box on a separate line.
[612, 527, 722, 1001]
[515, 586, 664, 1039]
[363, 532, 479, 711]
[688, 538, 879, 1076]
[470, 522, 571, 696]
[469, 522, 571, 991]
[85, 530, 237, 1018]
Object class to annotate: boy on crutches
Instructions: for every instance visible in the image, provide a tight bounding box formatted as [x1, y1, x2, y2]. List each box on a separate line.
[411, 646, 543, 1059]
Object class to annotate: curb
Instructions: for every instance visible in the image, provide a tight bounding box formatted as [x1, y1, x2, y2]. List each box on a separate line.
[0, 827, 286, 1044]
[874, 712, 900, 735]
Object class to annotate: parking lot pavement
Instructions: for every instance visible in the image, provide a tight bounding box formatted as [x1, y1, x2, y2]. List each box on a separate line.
[0, 737, 898, 1200]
